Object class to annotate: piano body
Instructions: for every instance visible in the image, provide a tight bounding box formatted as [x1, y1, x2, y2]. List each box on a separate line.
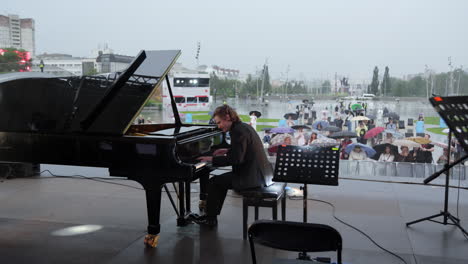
[0, 50, 224, 247]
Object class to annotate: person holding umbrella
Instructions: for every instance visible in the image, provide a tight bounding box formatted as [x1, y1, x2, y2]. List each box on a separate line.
[349, 146, 368, 160]
[249, 111, 261, 131]
[395, 146, 411, 162]
[356, 122, 368, 144]
[378, 146, 395, 162]
[340, 136, 353, 159]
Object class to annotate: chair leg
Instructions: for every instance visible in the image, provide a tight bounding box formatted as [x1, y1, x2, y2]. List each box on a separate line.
[281, 194, 286, 221]
[243, 199, 248, 240]
[254, 206, 259, 220]
[272, 204, 278, 220]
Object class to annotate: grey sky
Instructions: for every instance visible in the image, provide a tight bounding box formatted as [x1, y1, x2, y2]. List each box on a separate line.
[4, 0, 468, 81]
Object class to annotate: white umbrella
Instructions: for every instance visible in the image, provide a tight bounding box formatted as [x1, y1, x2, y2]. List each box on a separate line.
[393, 139, 421, 148]
[352, 116, 370, 121]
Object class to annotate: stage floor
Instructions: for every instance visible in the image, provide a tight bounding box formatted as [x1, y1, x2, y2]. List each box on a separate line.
[0, 165, 467, 264]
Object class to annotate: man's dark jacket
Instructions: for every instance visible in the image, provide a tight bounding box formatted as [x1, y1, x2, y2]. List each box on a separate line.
[212, 121, 273, 190]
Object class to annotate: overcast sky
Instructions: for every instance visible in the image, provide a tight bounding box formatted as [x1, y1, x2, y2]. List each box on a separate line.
[3, 0, 467, 81]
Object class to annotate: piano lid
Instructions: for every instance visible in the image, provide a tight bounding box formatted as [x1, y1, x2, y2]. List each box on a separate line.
[0, 50, 180, 135]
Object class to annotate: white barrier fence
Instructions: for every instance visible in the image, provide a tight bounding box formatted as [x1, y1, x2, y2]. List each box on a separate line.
[339, 160, 466, 180]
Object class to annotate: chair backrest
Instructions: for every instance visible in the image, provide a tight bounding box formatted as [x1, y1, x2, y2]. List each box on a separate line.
[407, 118, 414, 126]
[398, 120, 405, 129]
[248, 220, 342, 264]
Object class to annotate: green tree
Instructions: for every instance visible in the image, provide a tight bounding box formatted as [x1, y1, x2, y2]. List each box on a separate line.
[382, 66, 391, 96]
[84, 67, 98, 75]
[321, 80, 331, 94]
[370, 66, 379, 95]
[0, 48, 31, 73]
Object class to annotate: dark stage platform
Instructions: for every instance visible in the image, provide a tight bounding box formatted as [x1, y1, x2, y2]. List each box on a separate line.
[0, 165, 467, 264]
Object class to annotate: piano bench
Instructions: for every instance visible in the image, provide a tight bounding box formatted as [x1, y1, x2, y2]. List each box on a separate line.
[240, 182, 287, 240]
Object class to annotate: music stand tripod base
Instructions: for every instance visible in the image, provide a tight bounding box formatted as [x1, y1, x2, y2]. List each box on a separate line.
[406, 96, 468, 238]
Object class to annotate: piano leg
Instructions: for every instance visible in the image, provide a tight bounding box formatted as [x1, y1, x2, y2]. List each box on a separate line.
[177, 181, 188, 226]
[185, 181, 191, 213]
[144, 187, 162, 248]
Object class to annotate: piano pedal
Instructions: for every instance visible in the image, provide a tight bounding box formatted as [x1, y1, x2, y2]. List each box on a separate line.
[143, 234, 159, 248]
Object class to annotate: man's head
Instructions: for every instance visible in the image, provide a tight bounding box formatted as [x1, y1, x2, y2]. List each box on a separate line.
[283, 136, 292, 145]
[213, 105, 240, 132]
[424, 134, 431, 140]
[354, 146, 361, 152]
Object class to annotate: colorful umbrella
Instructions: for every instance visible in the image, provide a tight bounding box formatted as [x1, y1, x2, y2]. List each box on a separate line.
[270, 127, 294, 134]
[406, 137, 431, 144]
[312, 120, 330, 130]
[393, 139, 421, 148]
[345, 143, 377, 157]
[364, 127, 385, 139]
[351, 104, 363, 110]
[249, 110, 262, 118]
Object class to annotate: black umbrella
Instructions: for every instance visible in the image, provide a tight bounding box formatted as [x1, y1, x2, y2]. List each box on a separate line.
[322, 126, 341, 132]
[291, 125, 311, 130]
[328, 131, 358, 139]
[262, 127, 272, 132]
[372, 143, 398, 160]
[249, 110, 262, 118]
[302, 99, 310, 104]
[366, 114, 377, 120]
[284, 113, 298, 120]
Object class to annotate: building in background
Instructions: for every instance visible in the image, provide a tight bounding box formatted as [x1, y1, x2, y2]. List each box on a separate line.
[32, 53, 83, 76]
[0, 14, 35, 57]
[95, 52, 134, 73]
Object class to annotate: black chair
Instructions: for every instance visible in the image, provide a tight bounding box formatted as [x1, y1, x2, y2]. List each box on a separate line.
[240, 182, 287, 240]
[416, 132, 425, 137]
[405, 132, 414, 137]
[407, 118, 414, 126]
[248, 220, 342, 264]
[398, 120, 405, 129]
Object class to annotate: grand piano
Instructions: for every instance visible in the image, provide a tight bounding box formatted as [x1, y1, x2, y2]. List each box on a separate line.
[0, 50, 224, 247]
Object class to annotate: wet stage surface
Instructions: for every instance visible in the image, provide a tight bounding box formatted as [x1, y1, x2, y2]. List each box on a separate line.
[0, 165, 467, 264]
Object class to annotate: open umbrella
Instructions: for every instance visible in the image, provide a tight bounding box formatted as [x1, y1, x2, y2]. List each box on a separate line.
[249, 110, 261, 118]
[406, 137, 431, 144]
[291, 125, 311, 130]
[328, 131, 358, 139]
[309, 137, 340, 147]
[312, 120, 329, 130]
[351, 104, 363, 111]
[384, 129, 404, 139]
[373, 143, 399, 157]
[393, 139, 421, 148]
[345, 143, 377, 157]
[269, 134, 298, 146]
[364, 127, 385, 139]
[262, 127, 273, 132]
[366, 114, 377, 120]
[431, 141, 448, 149]
[284, 113, 298, 120]
[270, 127, 294, 134]
[322, 126, 341, 132]
[352, 116, 370, 121]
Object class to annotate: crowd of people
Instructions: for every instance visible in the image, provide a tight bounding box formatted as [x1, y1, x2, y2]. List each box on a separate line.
[258, 101, 465, 165]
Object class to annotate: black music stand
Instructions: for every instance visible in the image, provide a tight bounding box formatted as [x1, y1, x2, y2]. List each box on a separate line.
[406, 96, 468, 238]
[273, 145, 340, 260]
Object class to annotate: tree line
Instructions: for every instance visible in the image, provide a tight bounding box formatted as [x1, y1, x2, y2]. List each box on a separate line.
[369, 66, 468, 97]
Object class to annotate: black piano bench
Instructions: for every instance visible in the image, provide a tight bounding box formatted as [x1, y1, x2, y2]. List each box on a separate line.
[240, 182, 287, 240]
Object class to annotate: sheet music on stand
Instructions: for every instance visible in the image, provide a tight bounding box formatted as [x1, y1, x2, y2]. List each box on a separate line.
[273, 145, 340, 185]
[430, 96, 468, 151]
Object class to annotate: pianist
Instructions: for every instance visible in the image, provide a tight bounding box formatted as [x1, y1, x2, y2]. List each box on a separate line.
[194, 105, 273, 227]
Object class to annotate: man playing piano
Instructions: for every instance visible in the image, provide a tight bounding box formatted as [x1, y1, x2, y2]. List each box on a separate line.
[194, 105, 273, 227]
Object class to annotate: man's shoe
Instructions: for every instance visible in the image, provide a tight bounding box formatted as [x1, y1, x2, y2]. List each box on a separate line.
[193, 216, 218, 228]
